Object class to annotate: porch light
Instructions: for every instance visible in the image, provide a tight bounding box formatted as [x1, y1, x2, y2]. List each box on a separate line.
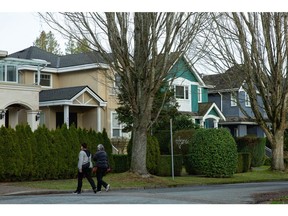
[0, 110, 5, 120]
[35, 112, 41, 121]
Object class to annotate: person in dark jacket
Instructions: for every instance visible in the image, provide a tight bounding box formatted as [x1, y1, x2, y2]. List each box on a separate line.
[73, 143, 97, 194]
[93, 144, 110, 193]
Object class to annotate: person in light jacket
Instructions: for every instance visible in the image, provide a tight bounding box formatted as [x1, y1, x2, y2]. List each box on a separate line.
[73, 143, 97, 194]
[93, 144, 110, 193]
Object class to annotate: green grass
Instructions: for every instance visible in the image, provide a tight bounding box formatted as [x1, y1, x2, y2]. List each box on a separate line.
[10, 166, 288, 191]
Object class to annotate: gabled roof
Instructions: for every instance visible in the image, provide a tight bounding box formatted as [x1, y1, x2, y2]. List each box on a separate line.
[9, 46, 109, 68]
[181, 102, 225, 121]
[203, 65, 245, 93]
[39, 85, 107, 107]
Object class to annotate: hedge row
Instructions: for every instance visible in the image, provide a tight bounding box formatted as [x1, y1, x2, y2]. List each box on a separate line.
[0, 124, 113, 182]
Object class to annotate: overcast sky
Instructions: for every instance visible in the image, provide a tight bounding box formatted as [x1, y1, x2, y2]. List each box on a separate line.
[0, 0, 286, 55]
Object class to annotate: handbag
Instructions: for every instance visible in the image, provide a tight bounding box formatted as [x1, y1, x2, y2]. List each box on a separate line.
[92, 166, 98, 173]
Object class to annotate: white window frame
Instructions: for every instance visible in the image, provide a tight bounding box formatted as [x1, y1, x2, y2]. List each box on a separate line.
[198, 87, 202, 103]
[111, 74, 121, 95]
[174, 85, 189, 100]
[0, 63, 18, 83]
[34, 72, 52, 87]
[231, 92, 237, 107]
[111, 111, 122, 138]
[245, 92, 251, 107]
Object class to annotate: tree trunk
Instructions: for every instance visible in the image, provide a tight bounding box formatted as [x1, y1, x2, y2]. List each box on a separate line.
[130, 123, 148, 175]
[271, 130, 285, 171]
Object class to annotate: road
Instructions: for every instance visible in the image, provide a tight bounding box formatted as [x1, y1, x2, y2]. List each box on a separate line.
[0, 181, 288, 204]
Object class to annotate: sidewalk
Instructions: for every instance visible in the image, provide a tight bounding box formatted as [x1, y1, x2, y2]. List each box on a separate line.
[0, 182, 69, 196]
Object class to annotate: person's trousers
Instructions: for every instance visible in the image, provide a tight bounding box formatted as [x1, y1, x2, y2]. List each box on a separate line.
[96, 167, 108, 191]
[76, 168, 96, 192]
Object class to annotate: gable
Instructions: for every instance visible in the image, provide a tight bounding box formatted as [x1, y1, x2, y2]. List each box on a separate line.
[169, 58, 198, 82]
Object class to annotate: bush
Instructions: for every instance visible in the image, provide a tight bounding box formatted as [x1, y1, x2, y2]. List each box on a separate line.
[157, 155, 183, 176]
[236, 136, 266, 167]
[187, 128, 238, 177]
[153, 130, 170, 154]
[173, 129, 196, 156]
[236, 153, 251, 173]
[112, 154, 129, 173]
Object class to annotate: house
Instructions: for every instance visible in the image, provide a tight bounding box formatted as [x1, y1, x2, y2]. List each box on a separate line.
[1, 47, 225, 143]
[202, 65, 266, 137]
[1, 46, 128, 140]
[168, 55, 225, 128]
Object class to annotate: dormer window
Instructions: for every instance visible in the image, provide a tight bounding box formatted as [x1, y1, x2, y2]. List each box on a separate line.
[245, 92, 251, 107]
[231, 92, 237, 106]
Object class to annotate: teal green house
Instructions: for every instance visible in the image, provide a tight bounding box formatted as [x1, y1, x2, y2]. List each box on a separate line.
[168, 55, 225, 128]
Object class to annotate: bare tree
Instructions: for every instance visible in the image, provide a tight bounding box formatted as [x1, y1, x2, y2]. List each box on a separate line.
[202, 12, 288, 171]
[39, 12, 208, 176]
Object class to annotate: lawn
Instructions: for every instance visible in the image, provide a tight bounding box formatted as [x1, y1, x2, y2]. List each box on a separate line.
[10, 166, 288, 191]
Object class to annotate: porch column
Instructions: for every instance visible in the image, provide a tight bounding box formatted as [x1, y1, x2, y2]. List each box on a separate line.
[64, 105, 69, 128]
[27, 110, 40, 131]
[213, 119, 219, 128]
[199, 119, 205, 128]
[0, 109, 6, 127]
[96, 106, 102, 132]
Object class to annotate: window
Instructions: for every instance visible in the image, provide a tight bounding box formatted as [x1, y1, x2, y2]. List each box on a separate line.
[111, 74, 121, 95]
[111, 112, 121, 137]
[231, 92, 237, 106]
[35, 73, 51, 87]
[175, 85, 189, 99]
[0, 64, 4, 81]
[245, 92, 251, 107]
[0, 64, 17, 82]
[198, 87, 202, 102]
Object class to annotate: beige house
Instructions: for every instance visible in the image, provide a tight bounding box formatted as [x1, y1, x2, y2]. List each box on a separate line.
[0, 46, 129, 141]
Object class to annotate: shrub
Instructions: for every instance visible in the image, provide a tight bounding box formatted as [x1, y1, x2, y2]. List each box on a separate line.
[236, 153, 251, 173]
[173, 129, 196, 156]
[187, 128, 238, 177]
[157, 155, 183, 176]
[112, 154, 129, 173]
[236, 136, 266, 167]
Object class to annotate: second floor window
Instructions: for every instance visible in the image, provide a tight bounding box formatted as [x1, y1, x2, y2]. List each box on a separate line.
[198, 87, 202, 102]
[231, 92, 237, 106]
[35, 73, 51, 87]
[245, 92, 251, 107]
[0, 64, 17, 82]
[175, 85, 189, 99]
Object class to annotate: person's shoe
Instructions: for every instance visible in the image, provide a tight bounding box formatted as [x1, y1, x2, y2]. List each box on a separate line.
[93, 189, 97, 194]
[105, 184, 110, 192]
[73, 190, 81, 194]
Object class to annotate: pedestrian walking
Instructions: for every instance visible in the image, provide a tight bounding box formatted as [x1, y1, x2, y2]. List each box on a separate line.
[73, 143, 97, 194]
[93, 144, 110, 193]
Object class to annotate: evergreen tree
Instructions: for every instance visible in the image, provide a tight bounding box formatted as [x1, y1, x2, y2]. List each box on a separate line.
[65, 37, 90, 54]
[34, 30, 62, 55]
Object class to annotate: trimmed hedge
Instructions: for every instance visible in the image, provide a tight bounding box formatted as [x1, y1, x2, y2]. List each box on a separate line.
[236, 153, 251, 173]
[157, 154, 183, 176]
[112, 154, 129, 173]
[0, 124, 112, 182]
[186, 128, 238, 178]
[236, 136, 266, 167]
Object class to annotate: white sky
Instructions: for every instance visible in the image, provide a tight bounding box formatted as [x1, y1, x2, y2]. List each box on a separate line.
[0, 0, 287, 55]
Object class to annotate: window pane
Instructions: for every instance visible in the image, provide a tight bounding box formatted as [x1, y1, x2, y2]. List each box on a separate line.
[175, 86, 184, 99]
[113, 129, 120, 137]
[0, 64, 4, 81]
[7, 65, 16, 82]
[112, 113, 120, 127]
[35, 74, 51, 86]
[185, 86, 189, 99]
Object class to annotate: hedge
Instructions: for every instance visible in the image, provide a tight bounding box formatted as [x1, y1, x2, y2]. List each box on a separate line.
[157, 154, 183, 176]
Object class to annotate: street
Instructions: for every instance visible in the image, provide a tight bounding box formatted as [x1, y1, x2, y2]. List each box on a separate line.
[1, 181, 288, 204]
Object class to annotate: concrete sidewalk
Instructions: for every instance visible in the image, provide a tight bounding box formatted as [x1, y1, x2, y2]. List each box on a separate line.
[0, 182, 70, 196]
